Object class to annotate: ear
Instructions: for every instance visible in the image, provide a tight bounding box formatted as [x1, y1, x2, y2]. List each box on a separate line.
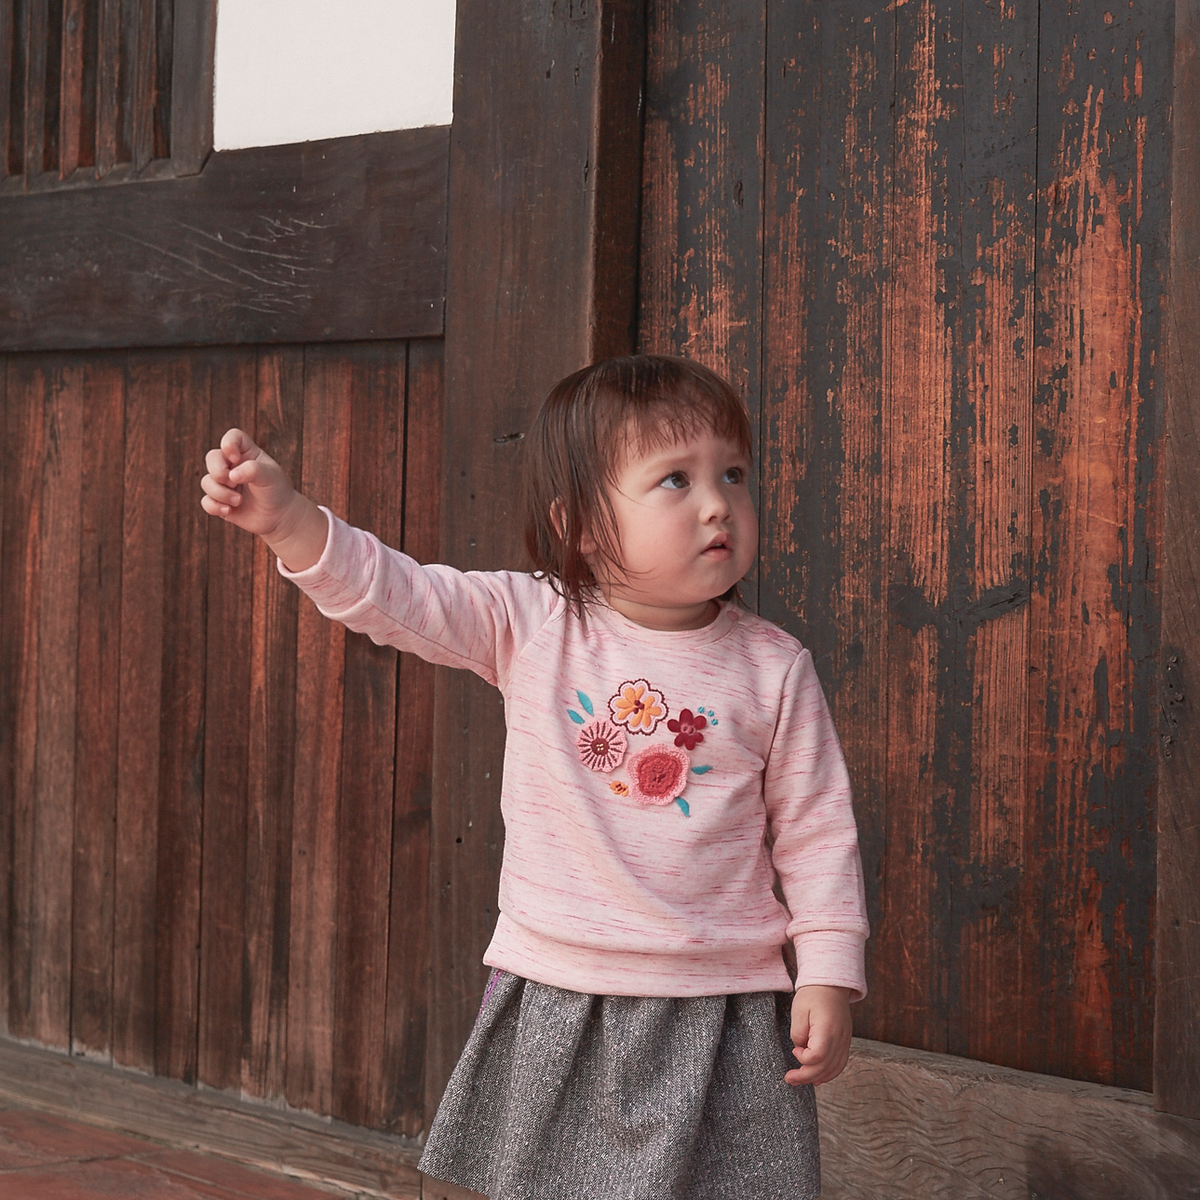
[550, 497, 597, 556]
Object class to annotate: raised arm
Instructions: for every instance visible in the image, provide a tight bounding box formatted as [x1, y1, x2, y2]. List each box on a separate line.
[200, 428, 329, 571]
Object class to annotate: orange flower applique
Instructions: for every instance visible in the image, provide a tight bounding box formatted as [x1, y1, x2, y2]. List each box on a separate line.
[609, 780, 630, 796]
[608, 679, 668, 735]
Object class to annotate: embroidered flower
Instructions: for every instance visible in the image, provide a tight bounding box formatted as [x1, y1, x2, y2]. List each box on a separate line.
[609, 780, 630, 796]
[576, 719, 627, 773]
[609, 680, 668, 735]
[626, 745, 690, 807]
[667, 708, 707, 751]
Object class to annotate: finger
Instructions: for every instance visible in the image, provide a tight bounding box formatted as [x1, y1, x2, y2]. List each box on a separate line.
[220, 427, 260, 465]
[205, 446, 235, 482]
[200, 472, 242, 506]
[228, 456, 265, 487]
[201, 493, 238, 520]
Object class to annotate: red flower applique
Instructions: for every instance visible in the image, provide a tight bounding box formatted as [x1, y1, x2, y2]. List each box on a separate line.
[667, 708, 707, 750]
[626, 745, 690, 807]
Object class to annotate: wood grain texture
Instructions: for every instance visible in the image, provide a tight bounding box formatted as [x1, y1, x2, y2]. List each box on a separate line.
[421, 1180, 486, 1200]
[1028, 4, 1170, 1090]
[0, 127, 448, 351]
[94, 0, 118, 176]
[333, 343, 405, 1126]
[818, 1038, 1200, 1200]
[286, 346, 352, 1116]
[0, 1036, 424, 1199]
[1157, 0, 1200, 1121]
[169, 0, 215, 175]
[0, 0, 14, 181]
[241, 347, 303, 1104]
[0, 356, 7, 1033]
[70, 354, 124, 1061]
[382, 340, 441, 1137]
[431, 0, 643, 1106]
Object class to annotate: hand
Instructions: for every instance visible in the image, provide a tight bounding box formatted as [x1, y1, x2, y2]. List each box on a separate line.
[785, 985, 852, 1086]
[201, 428, 328, 571]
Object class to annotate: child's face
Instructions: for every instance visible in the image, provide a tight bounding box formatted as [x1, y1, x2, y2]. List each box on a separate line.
[585, 426, 757, 630]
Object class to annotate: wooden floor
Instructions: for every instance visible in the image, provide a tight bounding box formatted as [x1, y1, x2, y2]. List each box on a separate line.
[0, 1098, 359, 1198]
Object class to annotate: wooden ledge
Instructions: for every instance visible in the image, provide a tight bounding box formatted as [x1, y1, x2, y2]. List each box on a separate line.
[0, 1035, 423, 1198]
[818, 1038, 1200, 1199]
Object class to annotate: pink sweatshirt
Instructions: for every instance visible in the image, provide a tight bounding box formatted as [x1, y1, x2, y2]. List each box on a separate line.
[281, 511, 869, 1000]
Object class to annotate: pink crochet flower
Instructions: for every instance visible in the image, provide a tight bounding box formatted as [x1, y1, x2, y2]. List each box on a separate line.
[626, 744, 690, 806]
[576, 719, 628, 773]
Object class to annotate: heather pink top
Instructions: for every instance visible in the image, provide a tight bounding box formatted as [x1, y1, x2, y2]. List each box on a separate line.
[281, 511, 869, 1000]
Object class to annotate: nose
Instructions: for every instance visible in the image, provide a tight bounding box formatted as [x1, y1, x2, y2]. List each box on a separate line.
[698, 481, 732, 523]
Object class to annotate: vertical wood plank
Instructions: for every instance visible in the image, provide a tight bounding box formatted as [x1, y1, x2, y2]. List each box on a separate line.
[195, 350, 258, 1091]
[59, 0, 98, 175]
[0, 0, 14, 180]
[41, 0, 61, 172]
[241, 346, 303, 1103]
[1156, 0, 1200, 1121]
[286, 345, 352, 1116]
[28, 359, 83, 1048]
[639, 0, 764, 404]
[112, 350, 165, 1071]
[128, 0, 153, 170]
[71, 353, 124, 1061]
[1, 357, 46, 1039]
[333, 342, 405, 1127]
[383, 339, 442, 1137]
[1029, 3, 1170, 1089]
[22, 0, 47, 179]
[432, 0, 643, 1107]
[94, 0, 119, 175]
[0, 356, 8, 1033]
[169, 0, 215, 175]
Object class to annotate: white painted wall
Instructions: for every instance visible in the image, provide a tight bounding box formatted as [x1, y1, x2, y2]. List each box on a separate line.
[213, 0, 455, 151]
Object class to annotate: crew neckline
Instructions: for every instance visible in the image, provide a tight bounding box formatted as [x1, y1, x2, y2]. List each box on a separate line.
[583, 592, 743, 646]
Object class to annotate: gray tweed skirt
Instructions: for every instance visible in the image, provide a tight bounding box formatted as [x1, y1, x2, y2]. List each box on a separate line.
[418, 970, 820, 1200]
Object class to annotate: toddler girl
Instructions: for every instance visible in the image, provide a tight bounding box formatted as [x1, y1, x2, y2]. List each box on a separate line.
[201, 355, 868, 1200]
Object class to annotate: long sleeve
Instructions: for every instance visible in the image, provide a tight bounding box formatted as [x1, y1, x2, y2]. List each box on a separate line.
[278, 509, 557, 688]
[763, 649, 869, 1000]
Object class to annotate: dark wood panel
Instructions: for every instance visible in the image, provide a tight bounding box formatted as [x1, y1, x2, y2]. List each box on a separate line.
[430, 0, 644, 1107]
[333, 343, 405, 1127]
[240, 347, 303, 1103]
[0, 355, 8, 1033]
[111, 351, 167, 1072]
[383, 340, 441, 1138]
[0, 127, 448, 352]
[1157, 0, 1200, 1121]
[1029, 4, 1170, 1090]
[286, 346, 352, 1115]
[70, 354, 124, 1060]
[169, 0, 215, 175]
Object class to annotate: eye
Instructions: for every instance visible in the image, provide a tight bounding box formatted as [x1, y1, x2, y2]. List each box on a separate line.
[723, 467, 745, 484]
[659, 471, 688, 490]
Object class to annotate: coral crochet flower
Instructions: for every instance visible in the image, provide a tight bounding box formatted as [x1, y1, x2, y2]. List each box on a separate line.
[576, 719, 627, 773]
[626, 744, 690, 806]
[609, 679, 668, 735]
[667, 708, 707, 751]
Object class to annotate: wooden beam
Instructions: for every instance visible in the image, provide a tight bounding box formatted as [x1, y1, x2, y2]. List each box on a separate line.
[818, 1039, 1200, 1199]
[0, 1035, 424, 1199]
[0, 127, 448, 352]
[428, 0, 645, 1109]
[1156, 0, 1200, 1121]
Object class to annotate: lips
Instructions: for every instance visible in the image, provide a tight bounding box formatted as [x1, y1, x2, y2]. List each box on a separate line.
[701, 537, 733, 558]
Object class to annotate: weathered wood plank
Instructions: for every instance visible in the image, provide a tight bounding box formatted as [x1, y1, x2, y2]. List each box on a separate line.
[169, 0, 215, 175]
[818, 1038, 1200, 1200]
[112, 351, 167, 1072]
[1157, 0, 1200, 1122]
[333, 343, 405, 1127]
[70, 354, 125, 1061]
[0, 357, 47, 1040]
[28, 359, 84, 1048]
[381, 339, 442, 1138]
[431, 0, 644, 1107]
[0, 1036, 424, 1198]
[94, 0, 119, 176]
[22, 0, 47, 180]
[0, 0, 14, 180]
[241, 347, 303, 1104]
[196, 349, 257, 1091]
[58, 0, 92, 177]
[1028, 3, 1170, 1090]
[757, 0, 893, 1037]
[639, 0, 764, 406]
[286, 346, 352, 1116]
[0, 356, 10, 1032]
[0, 128, 448, 352]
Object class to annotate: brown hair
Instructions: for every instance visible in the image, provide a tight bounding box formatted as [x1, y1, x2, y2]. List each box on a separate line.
[521, 354, 753, 609]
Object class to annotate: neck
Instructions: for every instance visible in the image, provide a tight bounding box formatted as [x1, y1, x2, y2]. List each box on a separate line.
[600, 589, 721, 631]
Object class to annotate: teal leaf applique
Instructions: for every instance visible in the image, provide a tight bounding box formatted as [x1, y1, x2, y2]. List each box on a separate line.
[675, 797, 690, 817]
[690, 765, 713, 775]
[577, 690, 594, 716]
[568, 710, 586, 725]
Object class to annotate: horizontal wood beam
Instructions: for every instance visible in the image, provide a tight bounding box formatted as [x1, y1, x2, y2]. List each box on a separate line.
[818, 1039, 1200, 1199]
[0, 1035, 423, 1198]
[0, 127, 448, 351]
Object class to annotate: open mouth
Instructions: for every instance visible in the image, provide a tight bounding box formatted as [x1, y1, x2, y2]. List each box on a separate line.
[702, 539, 732, 556]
